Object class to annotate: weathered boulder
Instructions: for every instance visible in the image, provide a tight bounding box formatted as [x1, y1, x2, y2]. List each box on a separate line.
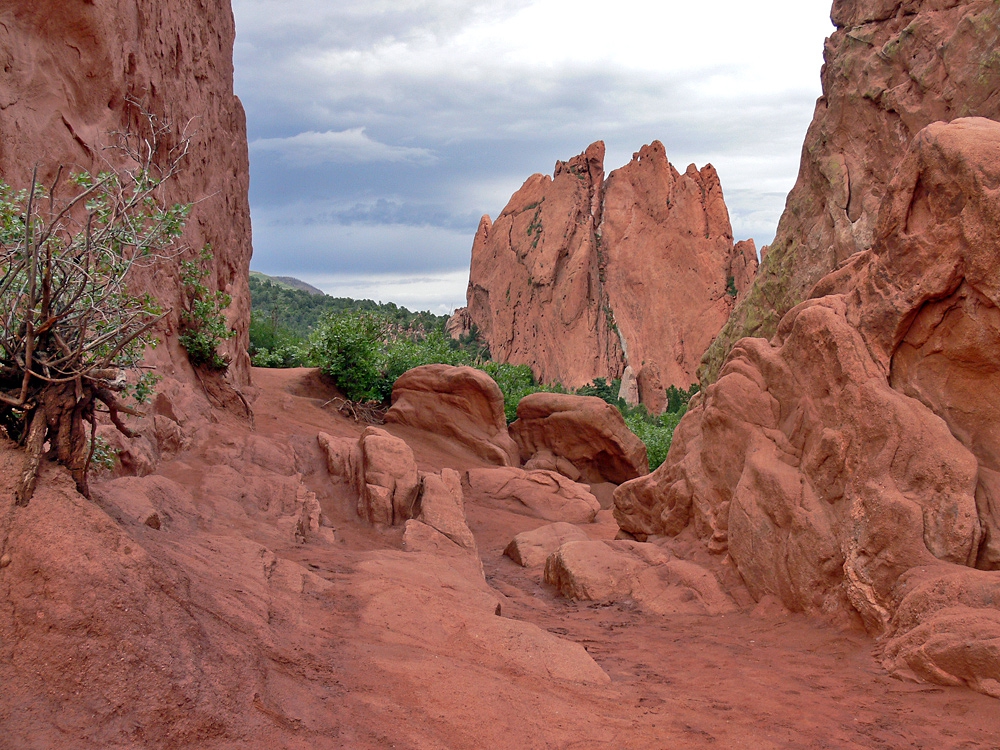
[504, 522, 590, 568]
[403, 469, 481, 579]
[543, 540, 736, 616]
[416, 469, 476, 552]
[385, 365, 519, 466]
[615, 118, 1000, 694]
[510, 393, 647, 484]
[702, 0, 1000, 382]
[463, 140, 756, 410]
[465, 468, 600, 524]
[0, 0, 253, 384]
[318, 428, 420, 526]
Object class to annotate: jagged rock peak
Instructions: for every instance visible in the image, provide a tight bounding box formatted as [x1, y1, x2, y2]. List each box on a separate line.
[459, 139, 757, 411]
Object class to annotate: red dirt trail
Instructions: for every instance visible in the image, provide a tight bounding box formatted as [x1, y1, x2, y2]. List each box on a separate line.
[1, 367, 997, 749]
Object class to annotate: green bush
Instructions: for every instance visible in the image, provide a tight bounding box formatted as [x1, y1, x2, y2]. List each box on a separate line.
[179, 246, 235, 369]
[666, 383, 700, 413]
[307, 311, 388, 401]
[621, 406, 686, 471]
[249, 310, 305, 367]
[479, 361, 563, 423]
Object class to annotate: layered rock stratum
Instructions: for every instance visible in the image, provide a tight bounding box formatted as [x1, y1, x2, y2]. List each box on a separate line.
[701, 0, 1000, 381]
[0, 0, 253, 384]
[455, 141, 756, 411]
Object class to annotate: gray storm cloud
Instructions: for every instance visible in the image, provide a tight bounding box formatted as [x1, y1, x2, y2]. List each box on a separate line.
[233, 0, 834, 312]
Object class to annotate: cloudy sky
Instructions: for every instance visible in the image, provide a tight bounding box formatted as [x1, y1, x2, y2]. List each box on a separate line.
[232, 0, 835, 315]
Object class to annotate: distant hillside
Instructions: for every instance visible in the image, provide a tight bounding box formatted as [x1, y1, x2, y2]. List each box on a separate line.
[249, 274, 449, 340]
[249, 271, 324, 296]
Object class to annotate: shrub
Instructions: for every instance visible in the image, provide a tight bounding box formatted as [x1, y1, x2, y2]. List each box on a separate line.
[178, 246, 235, 369]
[307, 311, 389, 401]
[249, 310, 304, 367]
[0, 106, 187, 504]
[479, 361, 562, 423]
[666, 383, 700, 414]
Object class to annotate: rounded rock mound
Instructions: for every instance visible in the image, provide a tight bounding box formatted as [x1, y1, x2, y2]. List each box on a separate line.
[385, 364, 519, 466]
[510, 392, 647, 484]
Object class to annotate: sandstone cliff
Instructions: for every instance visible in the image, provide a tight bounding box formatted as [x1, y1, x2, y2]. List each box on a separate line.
[701, 0, 1000, 382]
[0, 0, 253, 385]
[458, 141, 755, 411]
[615, 118, 1000, 697]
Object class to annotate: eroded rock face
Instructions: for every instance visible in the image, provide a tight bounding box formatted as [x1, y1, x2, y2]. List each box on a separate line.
[510, 392, 648, 484]
[462, 140, 755, 409]
[614, 119, 1000, 695]
[385, 365, 519, 466]
[462, 143, 622, 391]
[702, 0, 1000, 382]
[318, 428, 420, 526]
[465, 467, 601, 524]
[600, 143, 754, 401]
[504, 522, 591, 568]
[543, 540, 737, 616]
[0, 0, 253, 384]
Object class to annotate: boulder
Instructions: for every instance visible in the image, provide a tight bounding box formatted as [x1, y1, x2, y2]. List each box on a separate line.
[703, 0, 1000, 382]
[510, 392, 647, 484]
[465, 468, 600, 524]
[614, 119, 1000, 695]
[318, 428, 420, 526]
[504, 522, 590, 568]
[384, 364, 519, 466]
[416, 469, 476, 551]
[543, 540, 736, 616]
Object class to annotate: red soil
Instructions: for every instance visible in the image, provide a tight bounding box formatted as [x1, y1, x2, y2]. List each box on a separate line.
[1, 366, 997, 748]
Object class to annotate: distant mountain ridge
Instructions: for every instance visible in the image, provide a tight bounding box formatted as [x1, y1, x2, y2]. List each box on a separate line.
[249, 271, 325, 296]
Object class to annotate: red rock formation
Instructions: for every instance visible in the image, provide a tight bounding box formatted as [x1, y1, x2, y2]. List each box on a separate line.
[460, 141, 756, 409]
[0, 0, 253, 385]
[510, 392, 648, 484]
[465, 467, 601, 524]
[614, 118, 1000, 695]
[384, 364, 519, 466]
[504, 522, 590, 568]
[543, 539, 738, 616]
[601, 143, 749, 406]
[701, 0, 1000, 382]
[462, 142, 622, 390]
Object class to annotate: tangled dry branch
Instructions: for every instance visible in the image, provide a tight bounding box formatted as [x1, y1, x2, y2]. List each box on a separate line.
[0, 104, 191, 505]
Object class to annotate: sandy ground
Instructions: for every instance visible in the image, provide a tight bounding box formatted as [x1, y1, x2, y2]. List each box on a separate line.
[248, 368, 1000, 749]
[1, 367, 998, 749]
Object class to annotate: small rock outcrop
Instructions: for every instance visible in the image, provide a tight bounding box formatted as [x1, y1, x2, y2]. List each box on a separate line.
[414, 469, 477, 552]
[504, 522, 591, 568]
[543, 540, 736, 616]
[318, 428, 420, 526]
[510, 393, 648, 484]
[465, 468, 601, 524]
[384, 365, 519, 466]
[402, 468, 482, 577]
[701, 0, 1000, 382]
[459, 140, 756, 410]
[614, 118, 1000, 696]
